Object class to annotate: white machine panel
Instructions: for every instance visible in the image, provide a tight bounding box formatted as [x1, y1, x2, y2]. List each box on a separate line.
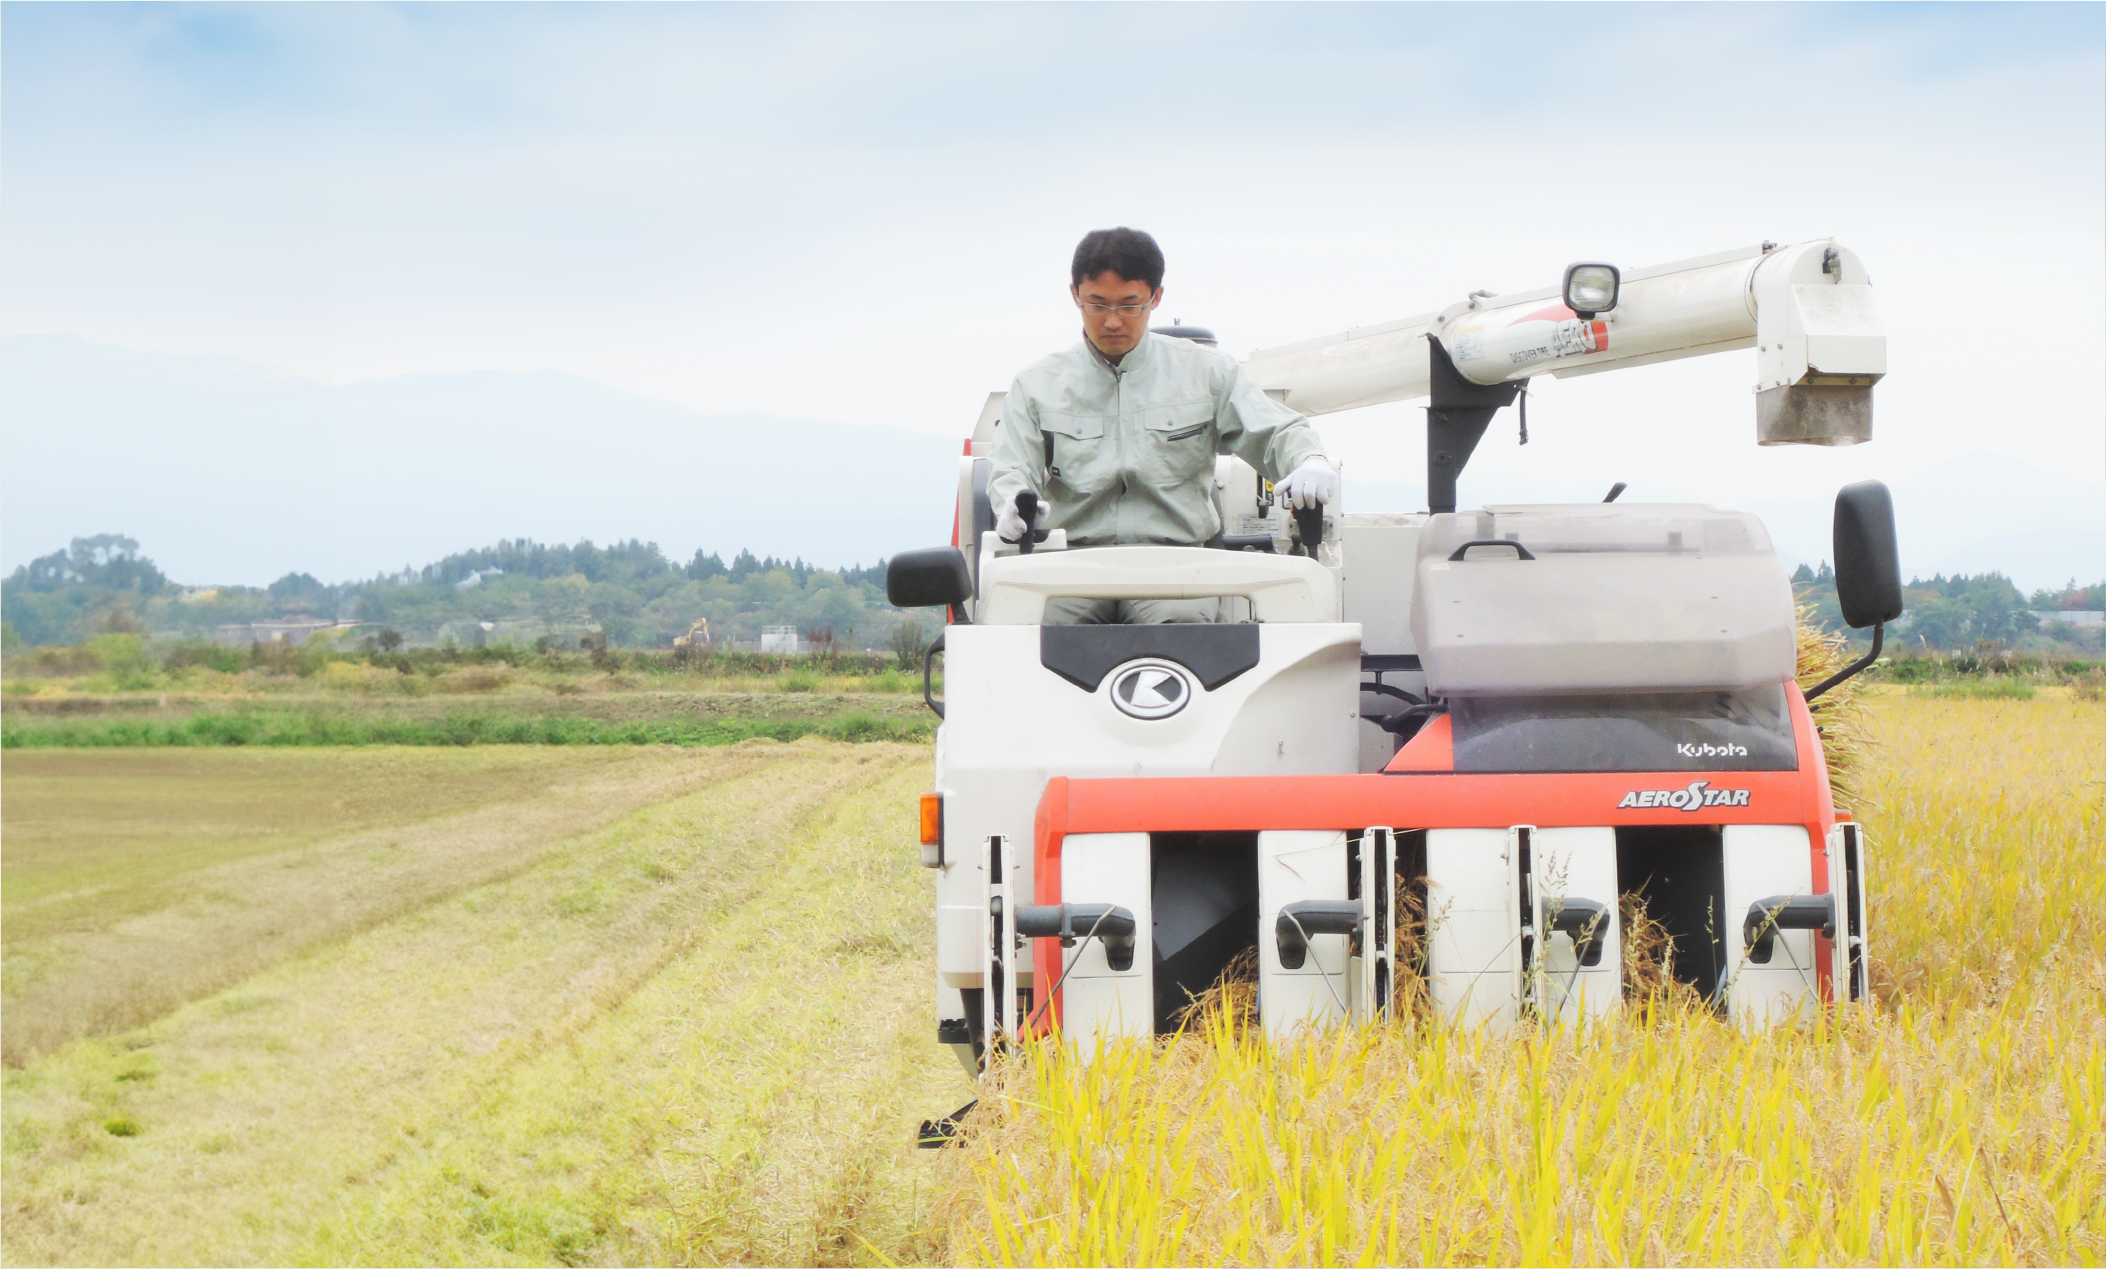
[1058, 832, 1154, 1049]
[1829, 822, 1871, 1008]
[1722, 824, 1817, 1024]
[1412, 504, 1796, 695]
[978, 547, 1341, 625]
[1425, 828, 1523, 1027]
[1340, 516, 1427, 657]
[1357, 828, 1399, 1022]
[1529, 828, 1622, 1023]
[1343, 515, 1429, 773]
[1259, 830, 1351, 1039]
[938, 904, 982, 986]
[933, 619, 1361, 998]
[990, 835, 1019, 1044]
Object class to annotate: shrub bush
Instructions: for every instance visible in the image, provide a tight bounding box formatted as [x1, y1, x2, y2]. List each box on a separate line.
[162, 640, 247, 674]
[86, 633, 156, 690]
[888, 618, 931, 671]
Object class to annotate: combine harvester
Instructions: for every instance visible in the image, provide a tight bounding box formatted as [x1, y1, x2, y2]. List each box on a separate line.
[890, 241, 1905, 1120]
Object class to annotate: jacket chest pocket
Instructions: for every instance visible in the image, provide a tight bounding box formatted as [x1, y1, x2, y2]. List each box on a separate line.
[1137, 402, 1216, 486]
[1040, 411, 1114, 495]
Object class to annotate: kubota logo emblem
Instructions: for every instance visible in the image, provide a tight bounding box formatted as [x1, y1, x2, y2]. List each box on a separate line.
[1619, 780, 1751, 812]
[1110, 664, 1191, 720]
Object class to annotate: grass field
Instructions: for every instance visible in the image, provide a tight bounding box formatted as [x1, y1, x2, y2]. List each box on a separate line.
[0, 682, 935, 749]
[2, 697, 2099, 1266]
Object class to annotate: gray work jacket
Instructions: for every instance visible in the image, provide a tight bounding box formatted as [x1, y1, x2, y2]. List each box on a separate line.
[988, 332, 1326, 546]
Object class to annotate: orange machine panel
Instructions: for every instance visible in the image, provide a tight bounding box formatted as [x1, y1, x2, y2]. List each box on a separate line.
[1029, 682, 1839, 1030]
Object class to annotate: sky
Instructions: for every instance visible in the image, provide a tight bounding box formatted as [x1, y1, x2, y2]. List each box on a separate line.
[3, 2, 2102, 582]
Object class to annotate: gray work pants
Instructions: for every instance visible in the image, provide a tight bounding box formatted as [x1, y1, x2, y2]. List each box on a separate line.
[1042, 596, 1224, 625]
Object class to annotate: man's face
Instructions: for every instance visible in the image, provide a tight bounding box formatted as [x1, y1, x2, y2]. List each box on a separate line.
[1072, 270, 1161, 361]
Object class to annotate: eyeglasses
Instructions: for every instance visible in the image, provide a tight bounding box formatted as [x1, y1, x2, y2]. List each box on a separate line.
[1077, 300, 1154, 317]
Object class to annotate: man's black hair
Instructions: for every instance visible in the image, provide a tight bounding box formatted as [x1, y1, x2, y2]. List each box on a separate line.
[1071, 227, 1165, 291]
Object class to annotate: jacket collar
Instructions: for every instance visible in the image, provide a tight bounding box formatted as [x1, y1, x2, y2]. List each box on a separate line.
[1081, 329, 1155, 378]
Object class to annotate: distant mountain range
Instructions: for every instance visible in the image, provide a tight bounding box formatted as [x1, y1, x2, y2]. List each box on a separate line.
[2, 336, 962, 587]
[6, 335, 2100, 593]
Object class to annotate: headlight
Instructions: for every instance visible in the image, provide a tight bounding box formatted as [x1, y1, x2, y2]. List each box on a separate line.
[1562, 262, 1620, 319]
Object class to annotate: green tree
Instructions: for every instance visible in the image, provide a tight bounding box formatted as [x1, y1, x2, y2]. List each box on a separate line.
[1792, 560, 1845, 632]
[1899, 573, 2037, 650]
[2029, 579, 2106, 611]
[267, 572, 332, 613]
[86, 632, 156, 689]
[2, 535, 171, 645]
[9, 535, 169, 594]
[888, 618, 931, 670]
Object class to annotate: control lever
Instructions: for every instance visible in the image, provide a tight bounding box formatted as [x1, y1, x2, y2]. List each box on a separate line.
[1293, 503, 1325, 557]
[1014, 490, 1039, 555]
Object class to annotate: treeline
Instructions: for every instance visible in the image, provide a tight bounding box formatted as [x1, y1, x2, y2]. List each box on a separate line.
[2, 534, 909, 651]
[2, 536, 172, 648]
[402, 538, 885, 589]
[9, 533, 2100, 657]
[1792, 563, 2103, 652]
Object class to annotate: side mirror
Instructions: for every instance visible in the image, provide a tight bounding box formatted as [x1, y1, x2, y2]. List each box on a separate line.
[1832, 480, 1904, 628]
[887, 546, 973, 611]
[1562, 262, 1620, 320]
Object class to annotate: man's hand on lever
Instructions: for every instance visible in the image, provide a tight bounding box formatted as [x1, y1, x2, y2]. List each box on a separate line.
[997, 490, 1049, 546]
[1277, 456, 1338, 509]
[1278, 457, 1337, 556]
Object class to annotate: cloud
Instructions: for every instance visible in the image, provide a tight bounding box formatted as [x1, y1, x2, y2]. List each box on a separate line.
[2, 2, 2100, 556]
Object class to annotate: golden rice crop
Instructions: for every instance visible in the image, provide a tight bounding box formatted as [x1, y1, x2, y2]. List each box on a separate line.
[935, 694, 2104, 1266]
[1795, 605, 1875, 813]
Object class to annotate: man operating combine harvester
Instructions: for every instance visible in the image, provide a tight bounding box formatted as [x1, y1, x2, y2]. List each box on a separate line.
[988, 227, 1340, 624]
[894, 234, 1903, 1144]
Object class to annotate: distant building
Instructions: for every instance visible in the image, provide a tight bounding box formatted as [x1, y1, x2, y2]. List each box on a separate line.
[425, 618, 597, 649]
[2035, 610, 2105, 628]
[454, 568, 506, 589]
[760, 625, 804, 654]
[435, 620, 502, 647]
[215, 617, 361, 647]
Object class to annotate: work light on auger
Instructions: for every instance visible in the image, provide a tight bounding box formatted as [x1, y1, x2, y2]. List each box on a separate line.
[1563, 262, 1620, 319]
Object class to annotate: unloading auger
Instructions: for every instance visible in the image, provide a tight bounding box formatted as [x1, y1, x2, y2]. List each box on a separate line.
[893, 241, 1903, 1140]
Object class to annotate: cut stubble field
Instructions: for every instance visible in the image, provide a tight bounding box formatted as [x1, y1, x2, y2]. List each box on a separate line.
[4, 739, 972, 1265]
[2, 696, 2101, 1266]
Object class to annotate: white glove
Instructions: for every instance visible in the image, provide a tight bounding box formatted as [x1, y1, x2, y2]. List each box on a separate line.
[1277, 457, 1339, 510]
[996, 493, 1050, 543]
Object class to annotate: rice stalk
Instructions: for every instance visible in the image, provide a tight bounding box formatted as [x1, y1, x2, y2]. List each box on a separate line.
[1797, 604, 1876, 814]
[1174, 946, 1259, 1035]
[1392, 865, 1433, 1020]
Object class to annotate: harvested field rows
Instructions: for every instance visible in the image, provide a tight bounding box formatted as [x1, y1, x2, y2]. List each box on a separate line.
[2, 741, 969, 1265]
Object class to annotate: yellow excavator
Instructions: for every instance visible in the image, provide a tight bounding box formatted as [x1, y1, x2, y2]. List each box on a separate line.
[672, 618, 712, 649]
